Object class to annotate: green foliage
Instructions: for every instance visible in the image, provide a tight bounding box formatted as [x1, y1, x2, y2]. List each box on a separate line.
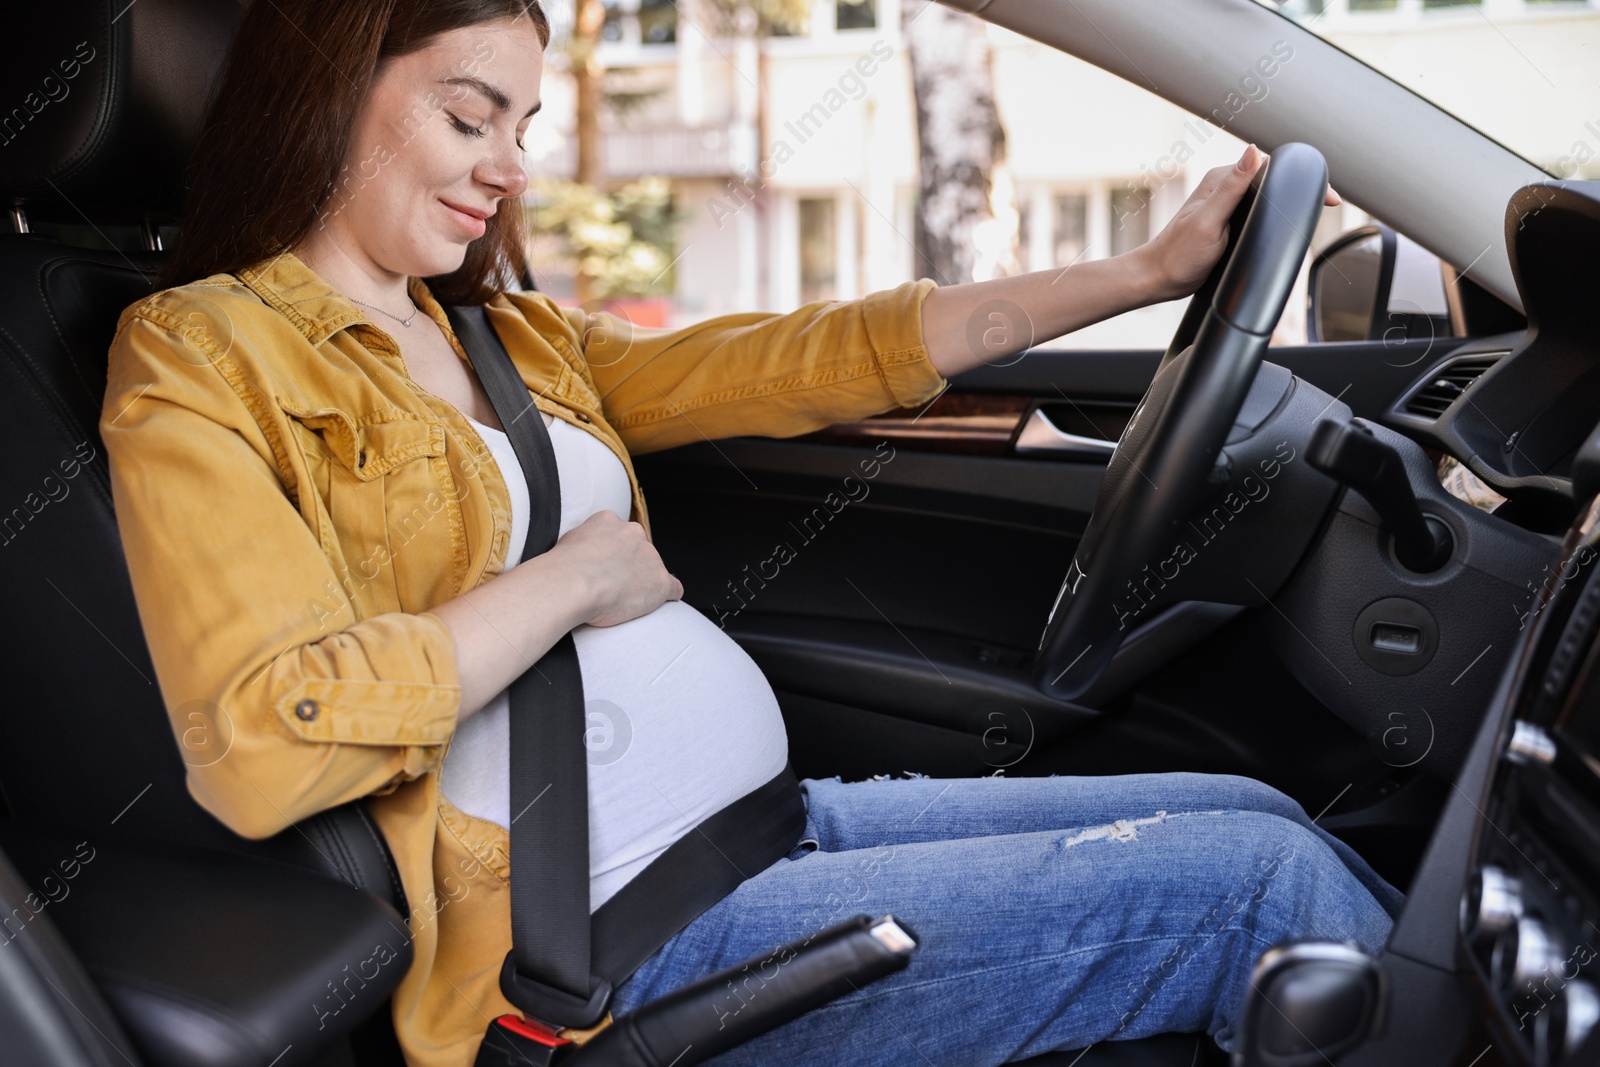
[603, 84, 666, 124]
[700, 0, 810, 36]
[528, 176, 684, 298]
[531, 0, 809, 299]
[749, 0, 811, 32]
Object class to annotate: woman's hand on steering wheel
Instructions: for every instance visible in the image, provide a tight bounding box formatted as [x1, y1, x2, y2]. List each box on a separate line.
[1034, 141, 1333, 700]
[1139, 145, 1342, 304]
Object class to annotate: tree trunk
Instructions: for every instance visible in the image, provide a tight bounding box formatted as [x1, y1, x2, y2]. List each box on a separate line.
[900, 0, 1016, 285]
[572, 0, 606, 305]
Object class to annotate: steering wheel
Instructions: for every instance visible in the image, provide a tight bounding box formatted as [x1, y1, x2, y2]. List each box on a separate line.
[1034, 142, 1330, 701]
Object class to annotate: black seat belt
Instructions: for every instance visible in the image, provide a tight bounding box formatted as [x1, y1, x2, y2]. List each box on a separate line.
[443, 304, 806, 1040]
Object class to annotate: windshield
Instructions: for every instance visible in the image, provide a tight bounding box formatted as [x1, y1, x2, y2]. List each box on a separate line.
[1262, 0, 1600, 179]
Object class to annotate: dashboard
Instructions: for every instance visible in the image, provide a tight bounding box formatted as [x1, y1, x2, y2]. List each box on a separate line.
[1458, 486, 1600, 1066]
[1384, 181, 1600, 523]
[1406, 182, 1600, 1065]
[1294, 181, 1600, 1067]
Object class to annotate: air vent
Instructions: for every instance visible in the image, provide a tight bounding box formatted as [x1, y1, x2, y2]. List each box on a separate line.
[1403, 353, 1507, 419]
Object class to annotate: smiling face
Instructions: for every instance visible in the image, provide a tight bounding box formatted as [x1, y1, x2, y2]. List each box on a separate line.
[311, 14, 544, 283]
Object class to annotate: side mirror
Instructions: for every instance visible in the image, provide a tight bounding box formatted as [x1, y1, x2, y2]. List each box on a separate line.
[1308, 225, 1452, 344]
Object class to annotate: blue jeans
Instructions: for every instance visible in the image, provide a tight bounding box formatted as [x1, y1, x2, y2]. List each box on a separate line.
[608, 772, 1406, 1065]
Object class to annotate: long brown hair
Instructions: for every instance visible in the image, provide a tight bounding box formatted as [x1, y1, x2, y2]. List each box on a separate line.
[158, 0, 550, 305]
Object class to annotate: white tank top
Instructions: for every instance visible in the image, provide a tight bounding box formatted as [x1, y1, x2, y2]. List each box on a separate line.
[438, 410, 789, 912]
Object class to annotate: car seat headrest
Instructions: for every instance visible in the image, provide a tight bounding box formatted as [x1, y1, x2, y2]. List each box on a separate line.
[0, 0, 240, 226]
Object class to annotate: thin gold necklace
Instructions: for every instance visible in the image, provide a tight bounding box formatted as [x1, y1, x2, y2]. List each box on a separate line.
[347, 293, 420, 328]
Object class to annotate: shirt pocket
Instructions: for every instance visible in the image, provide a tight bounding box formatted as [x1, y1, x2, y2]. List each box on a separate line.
[279, 400, 451, 617]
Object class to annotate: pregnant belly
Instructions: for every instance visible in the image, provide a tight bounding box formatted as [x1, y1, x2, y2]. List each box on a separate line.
[439, 599, 788, 910]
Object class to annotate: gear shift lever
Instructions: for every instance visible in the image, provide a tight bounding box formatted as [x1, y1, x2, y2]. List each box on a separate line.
[1233, 941, 1386, 1067]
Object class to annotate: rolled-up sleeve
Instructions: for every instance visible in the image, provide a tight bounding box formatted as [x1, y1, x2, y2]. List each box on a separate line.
[101, 310, 461, 840]
[510, 279, 947, 456]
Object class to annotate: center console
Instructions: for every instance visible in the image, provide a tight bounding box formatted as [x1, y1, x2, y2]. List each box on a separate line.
[1458, 491, 1600, 1066]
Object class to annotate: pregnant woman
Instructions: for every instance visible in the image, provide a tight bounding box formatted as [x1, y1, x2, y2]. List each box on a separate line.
[99, 1, 1399, 1065]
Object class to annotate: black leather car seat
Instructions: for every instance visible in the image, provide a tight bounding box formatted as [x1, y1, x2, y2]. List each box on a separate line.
[0, 3, 415, 1064]
[0, 3, 1226, 1065]
[0, 0, 407, 914]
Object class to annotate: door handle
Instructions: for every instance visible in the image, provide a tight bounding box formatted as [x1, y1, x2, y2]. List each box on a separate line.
[1013, 408, 1118, 460]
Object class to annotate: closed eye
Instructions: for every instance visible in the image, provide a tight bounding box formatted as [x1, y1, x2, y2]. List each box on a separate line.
[448, 114, 483, 139]
[448, 113, 525, 153]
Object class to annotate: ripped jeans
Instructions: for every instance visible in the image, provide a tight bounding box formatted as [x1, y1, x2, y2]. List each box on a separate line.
[608, 772, 1406, 1065]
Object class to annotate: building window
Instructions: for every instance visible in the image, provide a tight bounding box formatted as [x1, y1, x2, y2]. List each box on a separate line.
[1017, 200, 1033, 268]
[799, 198, 838, 304]
[1054, 193, 1089, 267]
[638, 0, 677, 43]
[602, 0, 625, 41]
[837, 0, 878, 30]
[1109, 185, 1152, 258]
[601, 0, 677, 44]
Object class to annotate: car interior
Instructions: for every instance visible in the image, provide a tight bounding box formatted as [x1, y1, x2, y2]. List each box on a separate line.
[2, 1, 1599, 1066]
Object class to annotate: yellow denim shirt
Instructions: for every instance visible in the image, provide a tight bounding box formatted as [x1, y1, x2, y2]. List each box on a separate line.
[98, 249, 944, 1067]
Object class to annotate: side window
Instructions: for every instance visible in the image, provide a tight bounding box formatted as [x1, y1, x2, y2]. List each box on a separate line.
[1108, 187, 1153, 258]
[1052, 193, 1088, 267]
[1015, 181, 1187, 348]
[530, 0, 1406, 351]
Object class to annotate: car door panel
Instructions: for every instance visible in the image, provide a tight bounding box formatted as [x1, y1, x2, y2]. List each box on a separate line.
[635, 335, 1463, 650]
[637, 436, 1095, 649]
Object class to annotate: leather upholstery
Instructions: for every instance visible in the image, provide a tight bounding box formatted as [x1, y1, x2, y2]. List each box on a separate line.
[0, 818, 413, 1067]
[0, 233, 409, 915]
[0, 5, 413, 1062]
[0, 836, 142, 1066]
[0, 0, 238, 222]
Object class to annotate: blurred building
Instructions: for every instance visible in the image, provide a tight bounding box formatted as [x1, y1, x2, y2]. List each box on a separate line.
[525, 0, 1600, 346]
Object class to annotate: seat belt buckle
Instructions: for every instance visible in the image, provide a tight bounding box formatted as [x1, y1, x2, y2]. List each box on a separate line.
[499, 950, 614, 1030]
[474, 1013, 572, 1067]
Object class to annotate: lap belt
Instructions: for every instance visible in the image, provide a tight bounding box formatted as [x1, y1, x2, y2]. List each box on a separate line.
[444, 304, 805, 1034]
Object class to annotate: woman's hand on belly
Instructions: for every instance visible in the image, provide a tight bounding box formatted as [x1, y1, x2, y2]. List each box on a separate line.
[426, 511, 682, 725]
[544, 510, 684, 628]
